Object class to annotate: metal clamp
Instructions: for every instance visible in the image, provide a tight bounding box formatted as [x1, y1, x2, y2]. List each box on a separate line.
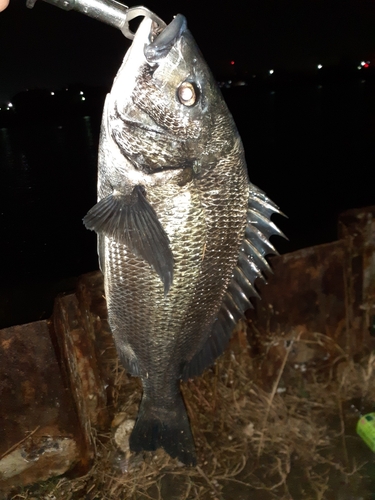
[26, 0, 166, 40]
[122, 6, 165, 39]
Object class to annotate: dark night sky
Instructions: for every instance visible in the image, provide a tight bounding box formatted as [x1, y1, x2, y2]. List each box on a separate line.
[1, 0, 375, 328]
[1, 0, 375, 101]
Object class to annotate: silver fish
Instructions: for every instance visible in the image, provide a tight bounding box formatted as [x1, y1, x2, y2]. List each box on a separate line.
[84, 13, 284, 466]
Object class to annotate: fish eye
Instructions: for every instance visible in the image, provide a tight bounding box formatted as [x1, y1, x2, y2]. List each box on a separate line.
[177, 81, 198, 107]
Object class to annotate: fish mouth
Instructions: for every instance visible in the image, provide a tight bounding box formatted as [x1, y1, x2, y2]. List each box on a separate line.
[111, 14, 189, 135]
[144, 14, 187, 63]
[109, 14, 196, 167]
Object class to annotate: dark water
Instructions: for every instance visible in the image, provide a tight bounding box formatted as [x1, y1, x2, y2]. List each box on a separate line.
[1, 81, 374, 328]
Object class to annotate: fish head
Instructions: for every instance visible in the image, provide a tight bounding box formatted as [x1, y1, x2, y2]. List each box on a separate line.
[106, 14, 236, 176]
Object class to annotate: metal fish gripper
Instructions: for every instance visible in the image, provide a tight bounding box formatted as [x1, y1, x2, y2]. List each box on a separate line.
[25, 0, 166, 39]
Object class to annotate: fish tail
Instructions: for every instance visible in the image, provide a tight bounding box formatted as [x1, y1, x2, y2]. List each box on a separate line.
[129, 390, 197, 466]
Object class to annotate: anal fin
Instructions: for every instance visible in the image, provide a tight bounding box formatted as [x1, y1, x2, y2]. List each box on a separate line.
[182, 317, 231, 381]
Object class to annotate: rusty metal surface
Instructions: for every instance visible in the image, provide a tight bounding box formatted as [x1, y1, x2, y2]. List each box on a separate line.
[246, 205, 375, 387]
[247, 241, 348, 344]
[1, 206, 375, 490]
[339, 205, 375, 338]
[76, 272, 118, 391]
[0, 321, 81, 490]
[0, 273, 118, 491]
[52, 291, 109, 452]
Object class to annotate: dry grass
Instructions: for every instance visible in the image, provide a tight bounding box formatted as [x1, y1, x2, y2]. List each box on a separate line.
[9, 321, 375, 500]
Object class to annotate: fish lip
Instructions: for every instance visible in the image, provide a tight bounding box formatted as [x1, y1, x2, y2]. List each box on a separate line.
[144, 14, 187, 63]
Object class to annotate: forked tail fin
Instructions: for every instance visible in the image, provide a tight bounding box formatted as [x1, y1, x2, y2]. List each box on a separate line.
[129, 390, 196, 466]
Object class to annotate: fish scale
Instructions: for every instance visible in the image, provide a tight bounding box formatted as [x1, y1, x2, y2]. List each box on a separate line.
[180, 155, 249, 355]
[83, 13, 284, 465]
[106, 179, 205, 369]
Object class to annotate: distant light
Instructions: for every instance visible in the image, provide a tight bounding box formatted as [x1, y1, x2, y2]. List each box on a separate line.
[8, 102, 13, 108]
[361, 61, 366, 66]
[50, 91, 55, 95]
[80, 91, 84, 95]
[357, 66, 362, 70]
[230, 60, 235, 66]
[252, 74, 256, 78]
[269, 69, 274, 75]
[317, 64, 323, 69]
[364, 63, 369, 68]
[65, 88, 68, 91]
[81, 97, 86, 101]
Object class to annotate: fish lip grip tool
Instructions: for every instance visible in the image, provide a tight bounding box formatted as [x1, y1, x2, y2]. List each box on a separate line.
[26, 0, 166, 40]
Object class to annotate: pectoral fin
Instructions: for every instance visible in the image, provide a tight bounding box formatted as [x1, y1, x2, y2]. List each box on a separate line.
[97, 233, 105, 274]
[83, 185, 174, 293]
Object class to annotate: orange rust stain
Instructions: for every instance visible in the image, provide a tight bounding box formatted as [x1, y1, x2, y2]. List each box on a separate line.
[21, 380, 36, 404]
[1, 337, 13, 350]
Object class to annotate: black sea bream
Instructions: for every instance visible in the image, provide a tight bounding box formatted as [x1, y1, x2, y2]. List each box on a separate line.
[84, 14, 283, 465]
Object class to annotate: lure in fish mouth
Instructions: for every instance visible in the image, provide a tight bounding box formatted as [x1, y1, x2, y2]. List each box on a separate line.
[84, 12, 285, 466]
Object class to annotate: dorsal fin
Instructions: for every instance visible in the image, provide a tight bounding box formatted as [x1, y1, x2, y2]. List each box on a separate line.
[182, 184, 285, 380]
